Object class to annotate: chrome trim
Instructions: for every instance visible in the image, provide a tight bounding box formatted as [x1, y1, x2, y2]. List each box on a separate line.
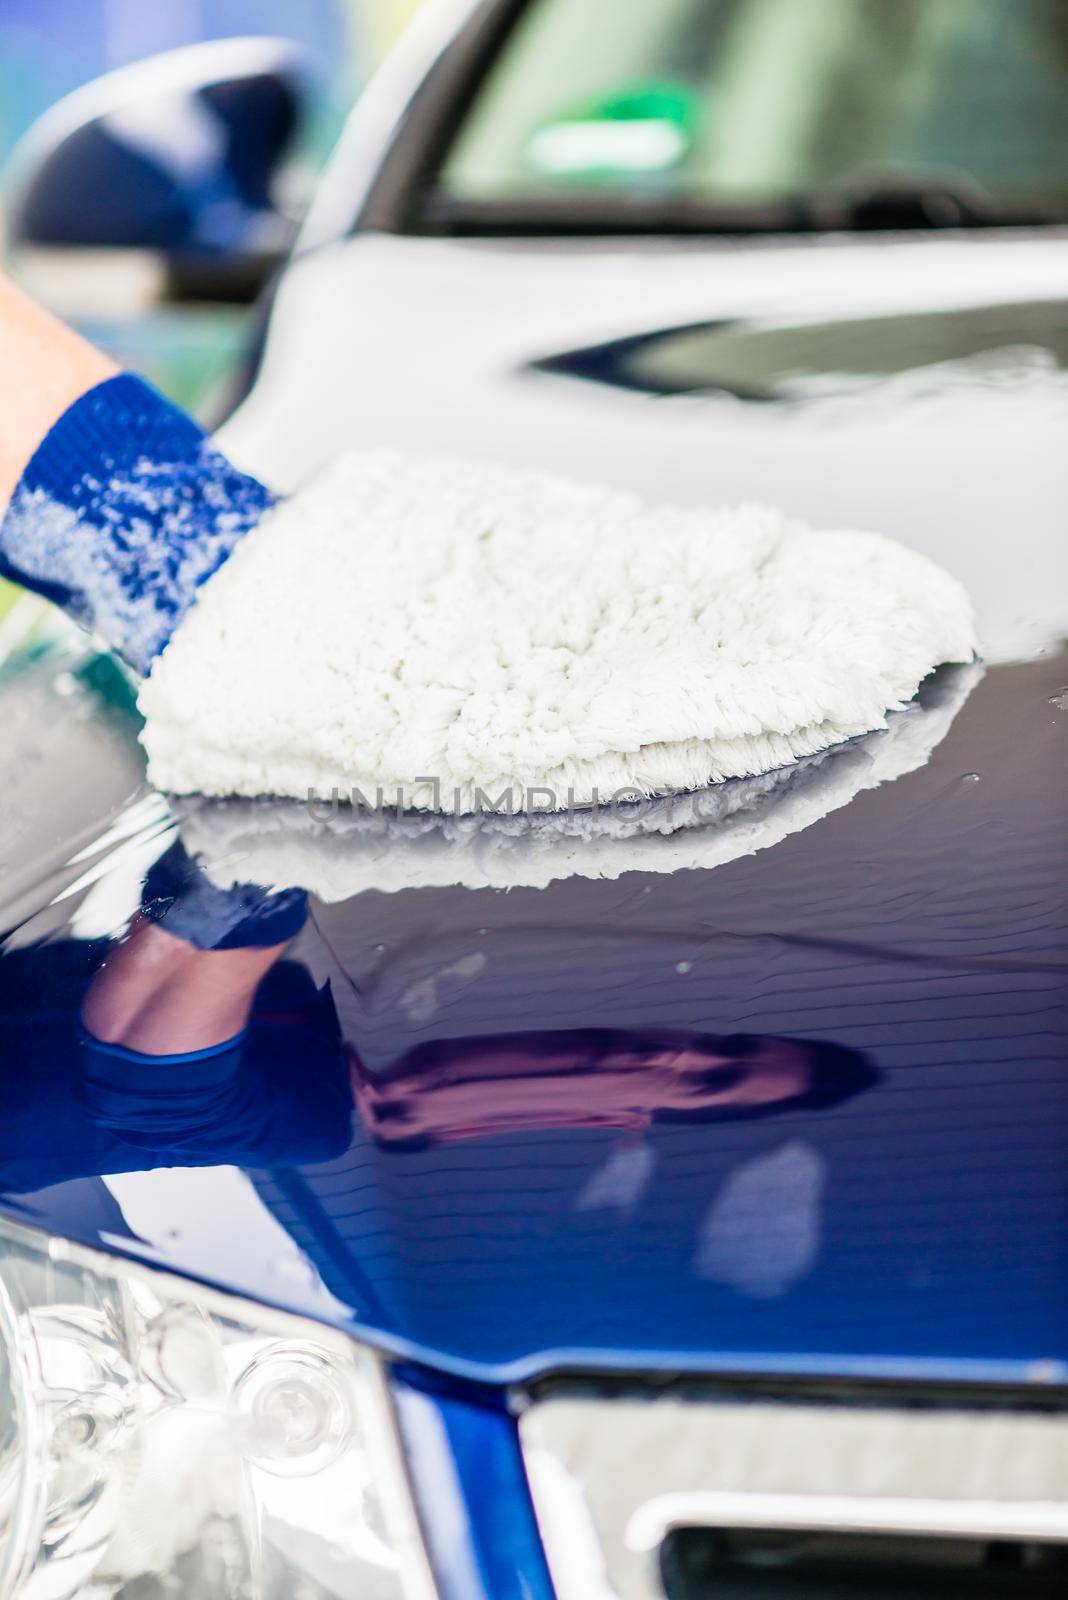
[519, 1394, 1068, 1600]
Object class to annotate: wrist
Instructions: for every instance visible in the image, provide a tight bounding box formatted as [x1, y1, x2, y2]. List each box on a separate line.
[0, 274, 117, 506]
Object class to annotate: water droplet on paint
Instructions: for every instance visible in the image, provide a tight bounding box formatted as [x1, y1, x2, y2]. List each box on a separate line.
[961, 772, 981, 784]
[675, 960, 693, 974]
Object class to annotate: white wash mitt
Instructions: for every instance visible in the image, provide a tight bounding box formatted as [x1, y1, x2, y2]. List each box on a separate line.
[175, 662, 980, 898]
[139, 451, 976, 809]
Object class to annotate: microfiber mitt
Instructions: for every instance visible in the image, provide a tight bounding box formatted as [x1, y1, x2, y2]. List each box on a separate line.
[173, 661, 980, 897]
[140, 452, 976, 809]
[2, 379, 976, 810]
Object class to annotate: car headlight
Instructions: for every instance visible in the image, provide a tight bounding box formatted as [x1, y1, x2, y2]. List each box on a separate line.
[0, 1214, 435, 1599]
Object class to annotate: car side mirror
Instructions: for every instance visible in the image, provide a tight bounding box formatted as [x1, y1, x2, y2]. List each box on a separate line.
[5, 37, 318, 303]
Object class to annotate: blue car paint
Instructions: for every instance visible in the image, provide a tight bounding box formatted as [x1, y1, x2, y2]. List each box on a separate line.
[1, 648, 1066, 1394]
[3, 650, 1064, 1600]
[393, 1369, 557, 1600]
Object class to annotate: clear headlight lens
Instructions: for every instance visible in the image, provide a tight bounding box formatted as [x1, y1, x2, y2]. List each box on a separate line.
[0, 1215, 434, 1600]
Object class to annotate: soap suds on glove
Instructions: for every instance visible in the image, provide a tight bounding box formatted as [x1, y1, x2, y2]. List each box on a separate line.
[139, 451, 976, 809]
[0, 375, 274, 674]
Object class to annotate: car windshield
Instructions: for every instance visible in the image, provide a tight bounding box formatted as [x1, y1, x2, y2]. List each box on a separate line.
[426, 0, 1068, 230]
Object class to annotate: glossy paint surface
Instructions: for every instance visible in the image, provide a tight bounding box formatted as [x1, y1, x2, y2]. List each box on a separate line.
[393, 1372, 555, 1600]
[222, 229, 1068, 666]
[0, 631, 1065, 1386]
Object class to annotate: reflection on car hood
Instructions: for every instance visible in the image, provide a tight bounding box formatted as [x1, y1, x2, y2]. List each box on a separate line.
[222, 230, 1068, 665]
[174, 662, 978, 896]
[1, 642, 1065, 1386]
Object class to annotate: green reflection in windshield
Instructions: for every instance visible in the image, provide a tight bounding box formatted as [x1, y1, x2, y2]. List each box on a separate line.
[525, 82, 699, 180]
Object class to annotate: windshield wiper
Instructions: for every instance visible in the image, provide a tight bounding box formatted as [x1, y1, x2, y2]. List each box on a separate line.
[414, 181, 1066, 237]
[791, 176, 1054, 231]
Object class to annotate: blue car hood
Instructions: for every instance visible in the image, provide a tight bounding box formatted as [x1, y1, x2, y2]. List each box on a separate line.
[0, 638, 1065, 1388]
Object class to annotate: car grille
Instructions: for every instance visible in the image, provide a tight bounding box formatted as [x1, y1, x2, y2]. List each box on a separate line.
[518, 1390, 1068, 1600]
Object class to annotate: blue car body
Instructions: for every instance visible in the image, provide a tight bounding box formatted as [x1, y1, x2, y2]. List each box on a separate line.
[3, 661, 1065, 1384]
[1, 633, 1065, 1597]
[2, 2, 1067, 1594]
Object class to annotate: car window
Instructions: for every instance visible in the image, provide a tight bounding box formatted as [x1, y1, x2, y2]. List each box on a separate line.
[427, 0, 1068, 228]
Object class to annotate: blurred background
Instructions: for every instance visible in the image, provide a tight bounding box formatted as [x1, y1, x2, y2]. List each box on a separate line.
[0, 0, 422, 167]
[0, 0, 421, 408]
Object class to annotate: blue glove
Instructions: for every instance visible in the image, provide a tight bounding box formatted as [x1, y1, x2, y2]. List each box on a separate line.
[140, 840, 309, 951]
[0, 373, 274, 673]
